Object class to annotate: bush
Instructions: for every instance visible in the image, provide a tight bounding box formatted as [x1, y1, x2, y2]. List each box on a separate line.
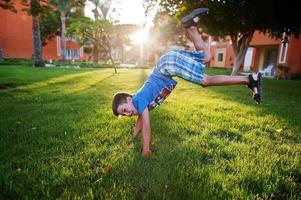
[83, 46, 93, 54]
[276, 64, 290, 79]
[51, 61, 115, 68]
[92, 63, 114, 68]
[0, 58, 33, 66]
[290, 73, 301, 80]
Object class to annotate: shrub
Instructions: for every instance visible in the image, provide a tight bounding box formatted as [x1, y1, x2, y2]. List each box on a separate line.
[290, 72, 301, 80]
[276, 64, 290, 79]
[83, 46, 93, 54]
[0, 58, 33, 66]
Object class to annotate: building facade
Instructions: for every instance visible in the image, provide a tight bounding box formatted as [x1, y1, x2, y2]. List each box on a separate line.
[0, 0, 87, 61]
[208, 31, 301, 78]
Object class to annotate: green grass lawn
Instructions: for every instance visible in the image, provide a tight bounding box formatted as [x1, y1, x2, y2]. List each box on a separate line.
[0, 65, 301, 199]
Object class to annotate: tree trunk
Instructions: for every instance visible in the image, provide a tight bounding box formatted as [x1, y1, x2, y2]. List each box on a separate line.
[121, 44, 125, 63]
[106, 37, 117, 73]
[231, 47, 248, 75]
[109, 50, 117, 74]
[60, 12, 66, 62]
[230, 31, 254, 75]
[32, 15, 44, 67]
[92, 43, 99, 64]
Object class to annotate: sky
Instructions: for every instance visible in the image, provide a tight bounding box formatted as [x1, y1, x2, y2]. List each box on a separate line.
[84, 0, 146, 25]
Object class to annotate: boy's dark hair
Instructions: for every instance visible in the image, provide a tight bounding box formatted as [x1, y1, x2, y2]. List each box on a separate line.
[112, 92, 132, 116]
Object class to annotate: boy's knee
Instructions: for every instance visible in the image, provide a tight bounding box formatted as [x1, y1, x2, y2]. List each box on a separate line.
[200, 82, 208, 87]
[204, 55, 212, 63]
[204, 52, 212, 63]
[200, 76, 209, 87]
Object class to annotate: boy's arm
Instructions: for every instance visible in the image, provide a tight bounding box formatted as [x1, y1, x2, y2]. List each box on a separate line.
[132, 115, 143, 138]
[141, 108, 152, 157]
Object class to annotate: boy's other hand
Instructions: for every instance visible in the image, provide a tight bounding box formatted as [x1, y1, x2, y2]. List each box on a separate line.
[142, 150, 152, 157]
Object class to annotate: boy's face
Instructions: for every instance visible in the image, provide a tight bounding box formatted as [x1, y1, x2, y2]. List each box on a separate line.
[117, 97, 138, 117]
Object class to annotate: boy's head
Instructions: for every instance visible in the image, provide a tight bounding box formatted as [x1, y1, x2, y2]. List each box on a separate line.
[112, 92, 139, 117]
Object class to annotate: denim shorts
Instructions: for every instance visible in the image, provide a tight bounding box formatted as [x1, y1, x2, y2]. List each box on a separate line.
[156, 49, 205, 84]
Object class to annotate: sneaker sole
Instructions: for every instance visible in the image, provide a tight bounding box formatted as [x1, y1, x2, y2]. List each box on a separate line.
[181, 8, 209, 26]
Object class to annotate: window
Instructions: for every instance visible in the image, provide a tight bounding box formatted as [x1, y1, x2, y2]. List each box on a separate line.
[217, 53, 224, 62]
[65, 49, 79, 60]
[215, 48, 226, 67]
[279, 41, 288, 64]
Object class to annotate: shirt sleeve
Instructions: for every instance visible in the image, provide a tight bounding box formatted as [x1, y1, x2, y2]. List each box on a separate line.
[133, 97, 149, 115]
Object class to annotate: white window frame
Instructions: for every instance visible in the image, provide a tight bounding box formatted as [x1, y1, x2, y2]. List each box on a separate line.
[80, 47, 84, 57]
[215, 48, 226, 67]
[278, 42, 288, 64]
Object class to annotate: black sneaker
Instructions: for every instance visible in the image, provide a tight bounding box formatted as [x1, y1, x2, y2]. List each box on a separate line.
[247, 73, 262, 104]
[181, 8, 209, 28]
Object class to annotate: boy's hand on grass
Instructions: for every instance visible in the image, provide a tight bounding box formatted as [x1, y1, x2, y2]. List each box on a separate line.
[132, 127, 141, 139]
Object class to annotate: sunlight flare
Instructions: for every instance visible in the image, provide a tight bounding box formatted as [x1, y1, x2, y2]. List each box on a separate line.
[130, 0, 161, 45]
[130, 30, 149, 44]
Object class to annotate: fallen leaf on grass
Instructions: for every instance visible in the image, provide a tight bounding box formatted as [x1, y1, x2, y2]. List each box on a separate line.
[103, 166, 110, 173]
[164, 184, 169, 192]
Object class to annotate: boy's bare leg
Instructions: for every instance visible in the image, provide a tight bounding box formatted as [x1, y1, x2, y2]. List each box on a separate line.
[186, 27, 249, 86]
[186, 26, 212, 62]
[201, 75, 249, 87]
[183, 8, 262, 103]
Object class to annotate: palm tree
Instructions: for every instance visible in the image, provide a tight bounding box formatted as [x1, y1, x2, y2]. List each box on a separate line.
[89, 0, 119, 73]
[88, 0, 112, 65]
[89, 0, 114, 19]
[30, 0, 44, 67]
[50, 0, 84, 62]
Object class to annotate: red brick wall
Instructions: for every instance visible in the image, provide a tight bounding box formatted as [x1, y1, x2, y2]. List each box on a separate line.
[209, 44, 234, 69]
[250, 31, 280, 46]
[0, 0, 33, 58]
[0, 0, 89, 61]
[43, 37, 59, 60]
[286, 37, 301, 74]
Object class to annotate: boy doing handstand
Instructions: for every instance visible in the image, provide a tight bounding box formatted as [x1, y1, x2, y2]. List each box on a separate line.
[112, 8, 262, 157]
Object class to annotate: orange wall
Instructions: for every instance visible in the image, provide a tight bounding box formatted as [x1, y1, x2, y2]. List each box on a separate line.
[250, 31, 280, 46]
[0, 0, 33, 58]
[286, 37, 301, 74]
[43, 37, 59, 60]
[209, 44, 234, 68]
[209, 31, 301, 75]
[250, 32, 301, 75]
[225, 45, 235, 68]
[0, 0, 88, 61]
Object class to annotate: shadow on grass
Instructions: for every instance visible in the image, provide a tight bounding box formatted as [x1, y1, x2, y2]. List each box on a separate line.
[113, 105, 300, 199]
[1, 68, 300, 199]
[0, 69, 121, 198]
[0, 66, 97, 89]
[204, 78, 301, 130]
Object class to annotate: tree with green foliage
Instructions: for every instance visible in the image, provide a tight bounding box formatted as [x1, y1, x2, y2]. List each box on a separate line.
[148, 0, 301, 75]
[49, 0, 85, 62]
[113, 24, 138, 63]
[67, 16, 137, 72]
[89, 0, 113, 65]
[67, 17, 110, 65]
[21, 0, 61, 48]
[86, 0, 122, 68]
[39, 8, 60, 46]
